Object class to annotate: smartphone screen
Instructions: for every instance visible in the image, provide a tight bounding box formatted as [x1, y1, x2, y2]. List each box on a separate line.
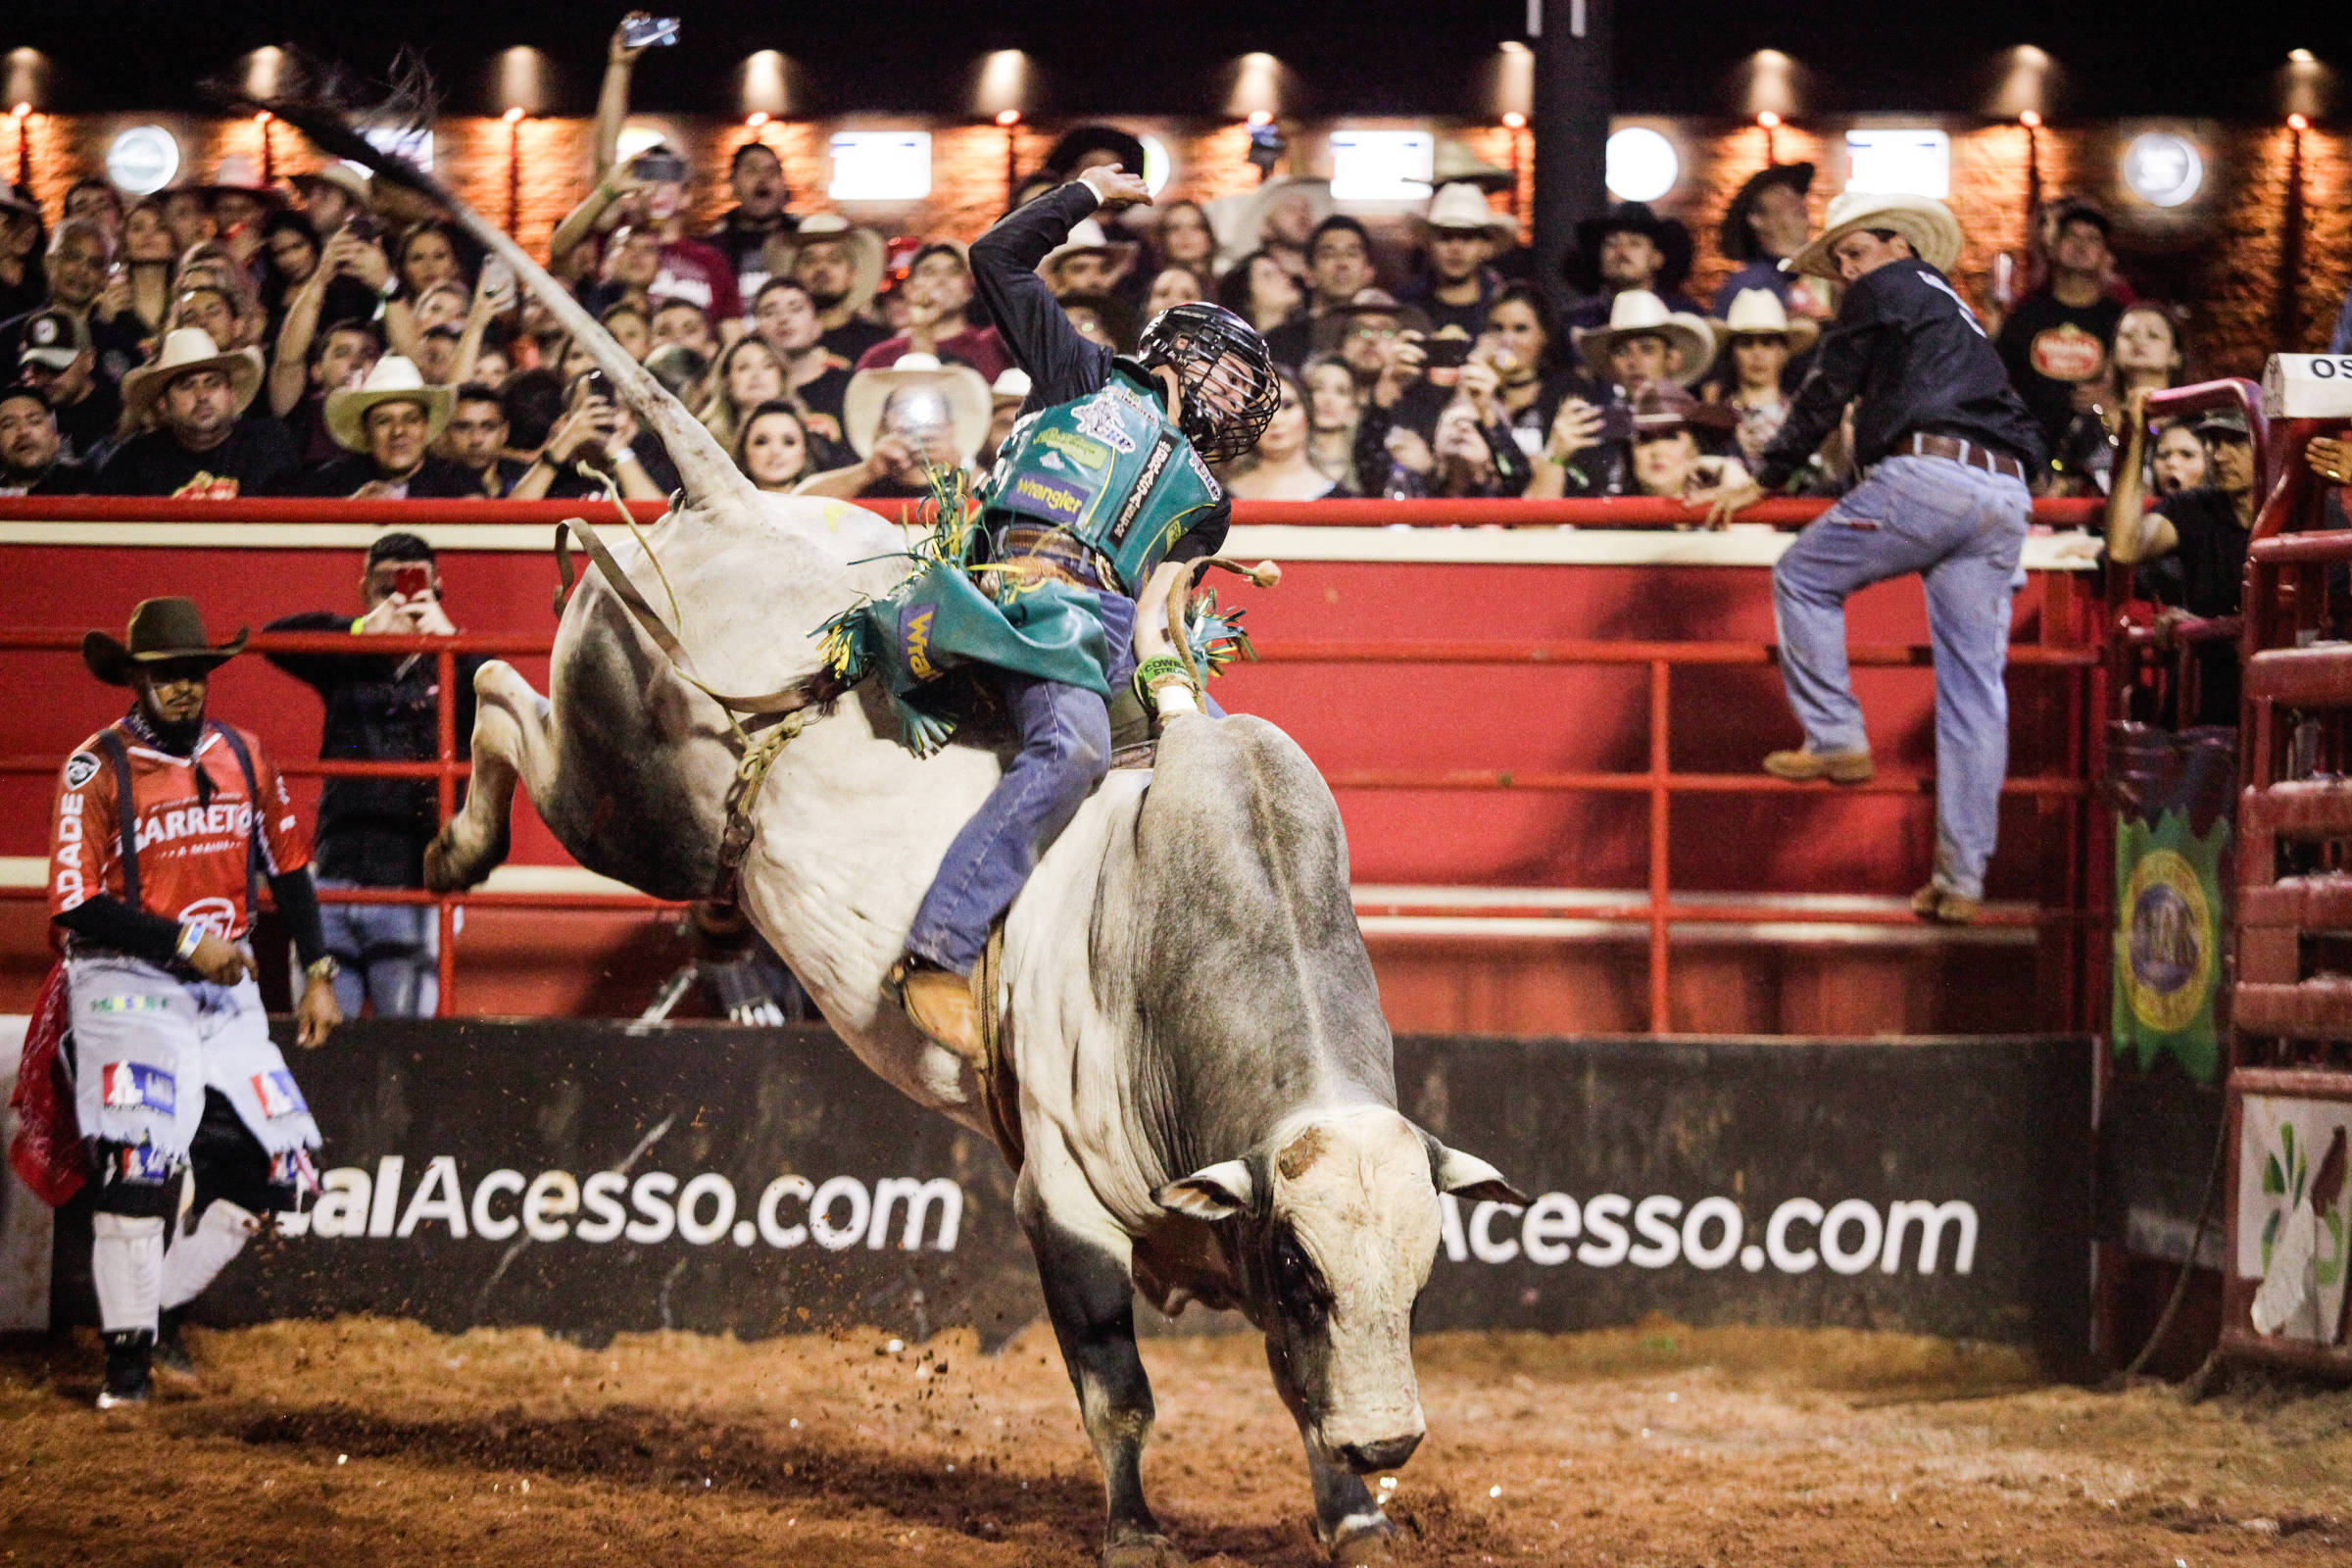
[622, 15, 681, 48]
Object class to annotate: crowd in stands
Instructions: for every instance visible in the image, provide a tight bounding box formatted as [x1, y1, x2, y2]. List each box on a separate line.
[0, 13, 2335, 590]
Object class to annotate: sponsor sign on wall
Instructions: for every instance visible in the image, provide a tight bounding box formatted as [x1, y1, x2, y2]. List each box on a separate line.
[44, 1024, 2092, 1356]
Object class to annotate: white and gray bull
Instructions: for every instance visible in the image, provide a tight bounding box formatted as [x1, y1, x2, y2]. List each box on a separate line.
[295, 109, 1521, 1568]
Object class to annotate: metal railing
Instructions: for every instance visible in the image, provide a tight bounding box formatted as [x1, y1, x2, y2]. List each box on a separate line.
[0, 493, 2112, 1029]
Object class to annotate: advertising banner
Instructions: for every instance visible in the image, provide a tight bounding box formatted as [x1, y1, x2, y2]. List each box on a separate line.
[41, 1023, 2092, 1358]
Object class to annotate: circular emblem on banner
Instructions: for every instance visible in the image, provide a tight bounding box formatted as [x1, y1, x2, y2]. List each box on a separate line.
[2125, 849, 2213, 1033]
[2030, 321, 2107, 383]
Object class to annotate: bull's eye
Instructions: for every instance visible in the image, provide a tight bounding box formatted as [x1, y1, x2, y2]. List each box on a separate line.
[1272, 1233, 1331, 1325]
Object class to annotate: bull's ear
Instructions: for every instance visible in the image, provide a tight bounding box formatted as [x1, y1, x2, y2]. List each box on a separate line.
[1432, 1145, 1530, 1206]
[1154, 1159, 1254, 1220]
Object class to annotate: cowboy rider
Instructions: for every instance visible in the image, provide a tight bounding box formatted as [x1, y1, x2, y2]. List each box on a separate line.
[46, 598, 342, 1407]
[888, 165, 1280, 1057]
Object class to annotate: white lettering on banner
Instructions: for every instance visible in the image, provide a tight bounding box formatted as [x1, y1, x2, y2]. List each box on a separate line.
[675, 1173, 736, 1246]
[577, 1173, 627, 1242]
[809, 1175, 870, 1250]
[470, 1169, 524, 1241]
[395, 1155, 468, 1239]
[759, 1174, 813, 1248]
[523, 1170, 578, 1241]
[313, 1167, 370, 1238]
[1440, 1191, 1980, 1278]
[626, 1172, 678, 1245]
[868, 1177, 963, 1252]
[367, 1155, 405, 1238]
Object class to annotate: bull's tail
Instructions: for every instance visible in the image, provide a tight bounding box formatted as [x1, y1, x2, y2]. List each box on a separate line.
[210, 59, 760, 519]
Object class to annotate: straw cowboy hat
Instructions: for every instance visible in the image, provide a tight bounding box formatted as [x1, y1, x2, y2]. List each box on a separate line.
[1783, 190, 1964, 282]
[290, 163, 370, 205]
[1209, 174, 1335, 271]
[1038, 218, 1141, 284]
[83, 597, 249, 686]
[842, 352, 993, 462]
[324, 356, 454, 452]
[1711, 287, 1820, 354]
[120, 328, 266, 425]
[788, 214, 888, 313]
[990, 367, 1033, 404]
[1432, 139, 1514, 193]
[1423, 182, 1518, 243]
[1310, 287, 1431, 353]
[1572, 289, 1717, 386]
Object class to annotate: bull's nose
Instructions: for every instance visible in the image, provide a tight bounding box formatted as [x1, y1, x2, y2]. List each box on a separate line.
[1337, 1433, 1422, 1475]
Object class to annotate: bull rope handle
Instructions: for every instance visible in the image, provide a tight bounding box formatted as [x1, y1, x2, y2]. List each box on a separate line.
[1165, 557, 1281, 691]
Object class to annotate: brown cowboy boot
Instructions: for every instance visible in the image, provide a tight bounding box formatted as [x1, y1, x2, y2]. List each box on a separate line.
[1910, 882, 1982, 925]
[898, 964, 983, 1064]
[1762, 748, 1875, 784]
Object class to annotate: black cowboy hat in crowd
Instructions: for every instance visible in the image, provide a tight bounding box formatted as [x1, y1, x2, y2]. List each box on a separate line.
[1563, 201, 1694, 295]
[1043, 124, 1149, 181]
[83, 597, 249, 686]
[1718, 162, 1816, 264]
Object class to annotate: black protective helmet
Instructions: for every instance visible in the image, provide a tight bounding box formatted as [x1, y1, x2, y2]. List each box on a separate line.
[1136, 301, 1280, 464]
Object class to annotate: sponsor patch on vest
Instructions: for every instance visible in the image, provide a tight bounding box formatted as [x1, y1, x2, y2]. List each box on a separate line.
[253, 1069, 307, 1119]
[1109, 431, 1180, 548]
[117, 1143, 177, 1184]
[100, 1060, 176, 1116]
[1038, 427, 1111, 469]
[91, 995, 170, 1013]
[64, 752, 99, 789]
[900, 604, 940, 681]
[1010, 471, 1092, 521]
[1072, 398, 1139, 453]
[1184, 446, 1221, 498]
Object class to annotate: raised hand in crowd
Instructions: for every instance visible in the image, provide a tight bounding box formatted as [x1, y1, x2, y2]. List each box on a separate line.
[2309, 435, 2350, 486]
[1077, 165, 1152, 211]
[1545, 397, 1606, 464]
[1373, 327, 1427, 411]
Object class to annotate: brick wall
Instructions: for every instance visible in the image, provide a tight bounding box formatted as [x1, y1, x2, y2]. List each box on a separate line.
[11, 110, 2344, 375]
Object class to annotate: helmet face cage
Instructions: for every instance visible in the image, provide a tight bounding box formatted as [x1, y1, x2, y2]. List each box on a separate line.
[1137, 302, 1280, 464]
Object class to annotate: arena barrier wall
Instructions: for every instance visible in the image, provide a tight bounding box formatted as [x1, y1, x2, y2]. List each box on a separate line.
[31, 1020, 2094, 1363]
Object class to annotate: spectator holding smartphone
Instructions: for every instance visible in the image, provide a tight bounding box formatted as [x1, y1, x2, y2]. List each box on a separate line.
[265, 535, 482, 1018]
[507, 367, 672, 502]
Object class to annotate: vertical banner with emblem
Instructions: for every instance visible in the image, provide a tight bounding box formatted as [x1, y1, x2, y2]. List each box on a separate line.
[2108, 723, 2234, 1083]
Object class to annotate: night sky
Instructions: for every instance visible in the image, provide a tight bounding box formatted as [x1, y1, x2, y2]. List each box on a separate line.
[3, 2, 2328, 121]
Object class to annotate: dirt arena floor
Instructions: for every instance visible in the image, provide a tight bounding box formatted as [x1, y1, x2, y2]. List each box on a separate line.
[2, 1317, 2347, 1567]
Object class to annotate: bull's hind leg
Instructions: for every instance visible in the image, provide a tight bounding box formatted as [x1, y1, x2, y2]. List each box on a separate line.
[1015, 1159, 1186, 1568]
[424, 661, 552, 893]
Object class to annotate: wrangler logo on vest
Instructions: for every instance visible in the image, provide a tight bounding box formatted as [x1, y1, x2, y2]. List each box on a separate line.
[1110, 431, 1180, 547]
[902, 605, 939, 680]
[1011, 472, 1090, 520]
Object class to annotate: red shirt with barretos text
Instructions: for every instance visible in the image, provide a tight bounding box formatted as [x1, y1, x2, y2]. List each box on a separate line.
[47, 720, 309, 943]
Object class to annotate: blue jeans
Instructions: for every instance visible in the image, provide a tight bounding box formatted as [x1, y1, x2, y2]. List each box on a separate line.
[906, 595, 1135, 974]
[318, 876, 439, 1017]
[1771, 454, 2031, 902]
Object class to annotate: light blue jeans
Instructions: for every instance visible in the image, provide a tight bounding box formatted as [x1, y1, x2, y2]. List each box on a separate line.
[906, 595, 1137, 974]
[1771, 454, 2031, 902]
[317, 877, 439, 1017]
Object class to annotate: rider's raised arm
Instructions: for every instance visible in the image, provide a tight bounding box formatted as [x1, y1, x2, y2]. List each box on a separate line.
[969, 182, 1115, 407]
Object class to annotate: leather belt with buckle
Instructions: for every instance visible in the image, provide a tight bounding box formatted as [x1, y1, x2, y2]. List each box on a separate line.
[1902, 431, 2028, 482]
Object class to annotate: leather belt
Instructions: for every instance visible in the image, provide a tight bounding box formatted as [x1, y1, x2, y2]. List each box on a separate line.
[1902, 431, 2027, 482]
[988, 521, 1118, 597]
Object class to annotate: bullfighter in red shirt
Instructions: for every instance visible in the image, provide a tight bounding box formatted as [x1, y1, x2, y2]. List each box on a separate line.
[47, 598, 342, 1407]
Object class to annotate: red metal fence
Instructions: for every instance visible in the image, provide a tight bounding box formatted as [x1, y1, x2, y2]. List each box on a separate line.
[0, 493, 2108, 1030]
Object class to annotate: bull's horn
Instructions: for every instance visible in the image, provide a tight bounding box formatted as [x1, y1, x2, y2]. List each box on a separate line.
[1153, 1159, 1254, 1220]
[1431, 1145, 1528, 1206]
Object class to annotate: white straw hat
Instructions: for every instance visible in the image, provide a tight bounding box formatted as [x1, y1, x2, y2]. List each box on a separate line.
[1783, 190, 1964, 282]
[1571, 290, 1718, 387]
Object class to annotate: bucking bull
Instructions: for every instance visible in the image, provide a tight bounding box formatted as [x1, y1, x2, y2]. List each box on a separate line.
[261, 93, 1523, 1568]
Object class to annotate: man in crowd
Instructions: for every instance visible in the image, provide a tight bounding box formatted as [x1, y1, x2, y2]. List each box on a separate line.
[0, 217, 114, 377]
[283, 357, 479, 499]
[858, 240, 1010, 380]
[49, 597, 341, 1406]
[2105, 401, 2259, 725]
[651, 297, 719, 360]
[1265, 216, 1378, 369]
[288, 166, 368, 240]
[1563, 201, 1702, 330]
[16, 309, 122, 465]
[1996, 200, 2127, 464]
[266, 535, 481, 1017]
[435, 382, 528, 497]
[0, 383, 88, 495]
[1402, 183, 1516, 337]
[172, 281, 266, 355]
[790, 214, 890, 363]
[750, 276, 853, 444]
[99, 328, 297, 498]
[1038, 220, 1139, 301]
[1713, 164, 1826, 316]
[705, 140, 796, 292]
[272, 314, 387, 467]
[1701, 191, 2043, 926]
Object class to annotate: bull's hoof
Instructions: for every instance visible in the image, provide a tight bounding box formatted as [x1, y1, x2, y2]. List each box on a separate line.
[1101, 1526, 1189, 1568]
[423, 819, 505, 894]
[1324, 1512, 1399, 1565]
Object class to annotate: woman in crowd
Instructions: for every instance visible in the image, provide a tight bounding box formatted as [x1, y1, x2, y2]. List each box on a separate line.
[1154, 200, 1217, 278]
[598, 299, 653, 362]
[0, 187, 45, 320]
[1624, 384, 1746, 504]
[412, 280, 471, 336]
[1146, 265, 1210, 319]
[1216, 249, 1304, 338]
[2052, 304, 2187, 496]
[64, 177, 124, 244]
[1704, 289, 1817, 470]
[1473, 283, 1575, 470]
[2152, 417, 2207, 495]
[700, 334, 789, 451]
[394, 220, 469, 301]
[733, 399, 819, 494]
[258, 211, 320, 318]
[1301, 354, 1362, 495]
[90, 197, 181, 360]
[1225, 369, 1334, 501]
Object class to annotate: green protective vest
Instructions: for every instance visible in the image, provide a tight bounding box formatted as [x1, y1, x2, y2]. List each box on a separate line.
[981, 359, 1225, 596]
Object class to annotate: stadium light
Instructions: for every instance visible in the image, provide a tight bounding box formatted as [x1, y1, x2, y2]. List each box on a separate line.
[1226, 52, 1286, 122]
[737, 50, 793, 121]
[1740, 49, 1801, 123]
[496, 47, 550, 119]
[2279, 47, 2332, 123]
[2, 47, 47, 114]
[1985, 44, 2055, 123]
[972, 49, 1031, 122]
[1490, 40, 1533, 125]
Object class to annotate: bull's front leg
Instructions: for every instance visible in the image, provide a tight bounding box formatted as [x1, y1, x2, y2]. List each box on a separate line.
[1014, 1161, 1186, 1568]
[424, 661, 546, 892]
[1269, 1351, 1397, 1566]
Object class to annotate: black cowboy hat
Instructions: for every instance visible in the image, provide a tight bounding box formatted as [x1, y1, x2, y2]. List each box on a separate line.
[82, 598, 249, 686]
[1043, 124, 1149, 181]
[1563, 201, 1693, 295]
[1718, 162, 1816, 263]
